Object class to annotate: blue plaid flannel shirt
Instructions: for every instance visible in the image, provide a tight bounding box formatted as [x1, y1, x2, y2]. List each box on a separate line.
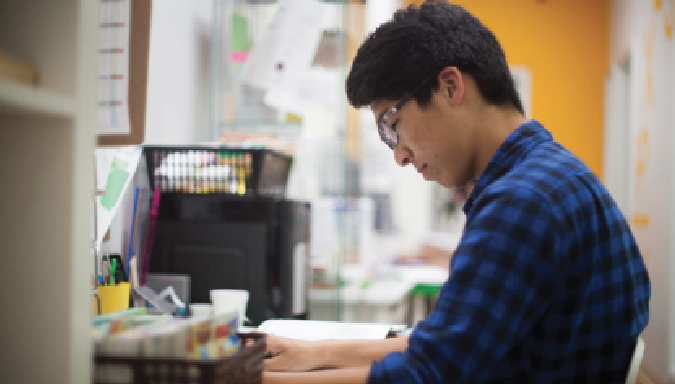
[368, 120, 650, 384]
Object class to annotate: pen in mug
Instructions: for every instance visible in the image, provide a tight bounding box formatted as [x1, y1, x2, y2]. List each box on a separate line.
[102, 258, 109, 280]
[110, 258, 116, 286]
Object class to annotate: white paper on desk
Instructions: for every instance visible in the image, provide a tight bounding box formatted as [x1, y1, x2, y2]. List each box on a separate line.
[97, 0, 131, 134]
[94, 146, 142, 248]
[258, 320, 393, 340]
[239, 0, 325, 92]
[391, 265, 449, 287]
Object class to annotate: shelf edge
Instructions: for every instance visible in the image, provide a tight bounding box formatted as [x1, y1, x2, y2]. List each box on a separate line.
[0, 79, 75, 117]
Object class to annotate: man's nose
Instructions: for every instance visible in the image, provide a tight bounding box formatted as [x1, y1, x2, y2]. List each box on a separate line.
[393, 145, 413, 167]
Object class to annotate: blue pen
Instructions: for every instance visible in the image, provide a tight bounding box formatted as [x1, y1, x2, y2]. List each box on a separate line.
[127, 187, 140, 275]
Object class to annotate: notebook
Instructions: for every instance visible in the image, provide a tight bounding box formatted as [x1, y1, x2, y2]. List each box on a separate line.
[257, 319, 405, 340]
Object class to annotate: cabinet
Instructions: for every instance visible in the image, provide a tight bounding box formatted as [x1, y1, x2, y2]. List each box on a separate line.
[0, 1, 97, 383]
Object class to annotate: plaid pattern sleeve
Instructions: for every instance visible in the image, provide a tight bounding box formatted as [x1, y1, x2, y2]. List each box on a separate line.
[367, 120, 650, 384]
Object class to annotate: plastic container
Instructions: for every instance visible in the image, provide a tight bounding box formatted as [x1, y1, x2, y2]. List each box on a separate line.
[93, 332, 265, 384]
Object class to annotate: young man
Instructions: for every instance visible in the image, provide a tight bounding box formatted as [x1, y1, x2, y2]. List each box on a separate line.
[263, 1, 650, 383]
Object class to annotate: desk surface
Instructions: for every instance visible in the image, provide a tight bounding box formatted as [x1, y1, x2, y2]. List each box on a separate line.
[309, 265, 448, 304]
[390, 265, 448, 286]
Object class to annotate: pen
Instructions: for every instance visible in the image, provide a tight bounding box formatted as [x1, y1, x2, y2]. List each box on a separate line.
[110, 258, 116, 286]
[102, 257, 109, 285]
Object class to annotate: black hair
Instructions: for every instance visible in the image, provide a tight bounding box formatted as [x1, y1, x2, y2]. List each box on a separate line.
[346, 0, 524, 115]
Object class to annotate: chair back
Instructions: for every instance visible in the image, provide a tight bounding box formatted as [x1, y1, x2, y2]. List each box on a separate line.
[625, 337, 645, 384]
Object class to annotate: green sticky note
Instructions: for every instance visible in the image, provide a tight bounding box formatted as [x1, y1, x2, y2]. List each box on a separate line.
[101, 156, 130, 211]
[231, 13, 252, 51]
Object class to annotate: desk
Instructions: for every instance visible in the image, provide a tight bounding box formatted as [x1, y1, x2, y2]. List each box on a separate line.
[407, 283, 442, 326]
[390, 265, 447, 326]
[309, 265, 448, 327]
[309, 280, 410, 325]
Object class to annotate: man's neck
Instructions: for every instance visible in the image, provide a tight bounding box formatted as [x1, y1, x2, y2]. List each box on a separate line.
[472, 106, 528, 180]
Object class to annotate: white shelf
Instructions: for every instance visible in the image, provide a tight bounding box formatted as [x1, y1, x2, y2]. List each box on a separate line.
[0, 79, 75, 117]
[0, 0, 97, 382]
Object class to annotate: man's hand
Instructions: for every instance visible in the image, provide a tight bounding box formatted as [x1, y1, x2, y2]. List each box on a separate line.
[263, 333, 409, 372]
[263, 367, 371, 384]
[394, 245, 453, 268]
[264, 335, 329, 372]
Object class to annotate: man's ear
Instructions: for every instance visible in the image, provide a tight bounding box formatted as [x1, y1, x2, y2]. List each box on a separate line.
[438, 66, 464, 106]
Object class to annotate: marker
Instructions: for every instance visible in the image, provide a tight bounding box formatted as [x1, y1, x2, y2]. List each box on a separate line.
[110, 258, 117, 286]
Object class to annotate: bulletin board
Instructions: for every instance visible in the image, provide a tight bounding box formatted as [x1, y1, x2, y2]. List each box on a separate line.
[98, 0, 152, 146]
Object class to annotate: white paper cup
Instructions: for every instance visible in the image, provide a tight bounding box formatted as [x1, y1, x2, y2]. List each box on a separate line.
[210, 289, 249, 327]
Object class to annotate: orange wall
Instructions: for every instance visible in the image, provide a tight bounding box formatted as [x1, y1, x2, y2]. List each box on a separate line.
[406, 0, 609, 177]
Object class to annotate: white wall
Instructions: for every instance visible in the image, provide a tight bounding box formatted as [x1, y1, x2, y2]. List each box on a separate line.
[608, 0, 675, 381]
[144, 0, 213, 144]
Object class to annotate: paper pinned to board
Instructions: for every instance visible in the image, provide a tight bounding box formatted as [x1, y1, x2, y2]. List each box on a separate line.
[97, 0, 131, 134]
[94, 146, 142, 249]
[238, 0, 326, 93]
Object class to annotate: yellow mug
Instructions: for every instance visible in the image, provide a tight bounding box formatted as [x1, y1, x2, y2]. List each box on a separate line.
[95, 282, 130, 315]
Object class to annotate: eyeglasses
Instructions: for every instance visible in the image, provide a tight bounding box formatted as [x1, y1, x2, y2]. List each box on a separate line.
[377, 76, 433, 149]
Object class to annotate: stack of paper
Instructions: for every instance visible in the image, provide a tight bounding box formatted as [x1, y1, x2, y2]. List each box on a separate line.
[258, 319, 402, 341]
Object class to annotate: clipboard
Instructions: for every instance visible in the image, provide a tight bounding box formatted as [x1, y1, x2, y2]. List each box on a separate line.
[98, 0, 152, 146]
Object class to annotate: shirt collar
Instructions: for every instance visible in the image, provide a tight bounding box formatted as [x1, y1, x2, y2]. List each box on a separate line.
[462, 119, 553, 214]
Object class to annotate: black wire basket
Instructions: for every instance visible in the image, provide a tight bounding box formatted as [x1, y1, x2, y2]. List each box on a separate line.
[143, 146, 292, 197]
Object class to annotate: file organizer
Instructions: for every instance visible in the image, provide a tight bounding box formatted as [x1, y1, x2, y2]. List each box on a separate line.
[143, 146, 292, 197]
[93, 332, 265, 384]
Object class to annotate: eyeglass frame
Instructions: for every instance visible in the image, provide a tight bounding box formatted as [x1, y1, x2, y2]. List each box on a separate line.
[377, 75, 433, 149]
